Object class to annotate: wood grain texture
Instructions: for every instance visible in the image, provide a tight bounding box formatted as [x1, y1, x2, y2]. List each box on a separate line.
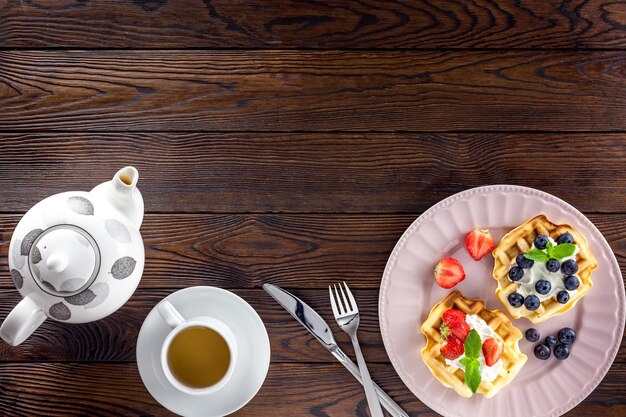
[0, 362, 623, 416]
[2, 51, 626, 132]
[0, 288, 623, 365]
[0, 213, 623, 289]
[1, 1, 625, 414]
[0, 134, 625, 213]
[0, 288, 390, 363]
[2, 0, 626, 49]
[0, 362, 431, 417]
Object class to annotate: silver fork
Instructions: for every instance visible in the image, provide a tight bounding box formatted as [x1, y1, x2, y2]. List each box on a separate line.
[330, 282, 384, 417]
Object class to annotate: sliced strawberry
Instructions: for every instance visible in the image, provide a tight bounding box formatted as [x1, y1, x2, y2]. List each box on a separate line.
[443, 309, 466, 324]
[441, 335, 464, 360]
[482, 337, 503, 367]
[441, 309, 470, 342]
[434, 257, 466, 289]
[465, 228, 495, 261]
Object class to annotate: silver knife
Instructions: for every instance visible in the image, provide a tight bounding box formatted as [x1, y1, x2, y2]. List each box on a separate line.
[263, 283, 409, 417]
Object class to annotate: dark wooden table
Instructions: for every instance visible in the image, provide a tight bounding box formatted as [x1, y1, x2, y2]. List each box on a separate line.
[0, 1, 625, 416]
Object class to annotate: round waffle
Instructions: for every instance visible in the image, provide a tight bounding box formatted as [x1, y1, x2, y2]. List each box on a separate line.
[492, 215, 598, 323]
[420, 291, 527, 398]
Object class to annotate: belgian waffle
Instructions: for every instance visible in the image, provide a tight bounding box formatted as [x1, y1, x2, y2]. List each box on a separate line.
[492, 215, 597, 323]
[420, 291, 527, 398]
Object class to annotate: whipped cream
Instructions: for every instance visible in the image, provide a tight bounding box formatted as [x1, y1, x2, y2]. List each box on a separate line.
[513, 237, 579, 301]
[444, 314, 502, 382]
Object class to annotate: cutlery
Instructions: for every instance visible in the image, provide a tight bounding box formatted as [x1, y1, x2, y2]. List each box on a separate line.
[330, 282, 384, 417]
[263, 283, 408, 417]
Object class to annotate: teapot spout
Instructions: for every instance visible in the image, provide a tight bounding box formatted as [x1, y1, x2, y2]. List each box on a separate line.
[116, 166, 139, 189]
[92, 166, 144, 228]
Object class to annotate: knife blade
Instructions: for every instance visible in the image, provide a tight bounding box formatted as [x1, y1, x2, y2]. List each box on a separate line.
[263, 283, 408, 417]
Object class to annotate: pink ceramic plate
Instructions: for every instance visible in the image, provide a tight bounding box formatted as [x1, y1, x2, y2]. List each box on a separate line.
[379, 185, 624, 417]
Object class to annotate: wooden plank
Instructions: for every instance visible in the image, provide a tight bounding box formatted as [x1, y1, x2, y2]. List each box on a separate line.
[2, 0, 626, 49]
[0, 288, 388, 363]
[0, 134, 625, 213]
[2, 51, 626, 132]
[0, 362, 429, 416]
[1, 288, 623, 364]
[0, 362, 623, 416]
[0, 214, 623, 290]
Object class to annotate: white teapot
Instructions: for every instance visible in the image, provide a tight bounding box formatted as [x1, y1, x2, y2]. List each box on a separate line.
[0, 167, 145, 346]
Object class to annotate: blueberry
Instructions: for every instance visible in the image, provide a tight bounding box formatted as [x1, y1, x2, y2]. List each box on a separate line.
[534, 235, 549, 250]
[535, 279, 552, 295]
[545, 335, 557, 348]
[557, 233, 574, 244]
[564, 275, 580, 291]
[508, 292, 524, 308]
[525, 328, 540, 342]
[558, 328, 576, 345]
[534, 343, 551, 360]
[561, 259, 578, 275]
[554, 343, 570, 360]
[546, 258, 560, 273]
[556, 290, 570, 304]
[508, 266, 524, 281]
[524, 294, 540, 311]
[516, 253, 534, 269]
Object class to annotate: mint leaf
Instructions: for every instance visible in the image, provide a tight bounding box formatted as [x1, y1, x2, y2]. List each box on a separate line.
[459, 356, 474, 368]
[464, 329, 481, 359]
[549, 243, 576, 260]
[460, 332, 483, 394]
[546, 241, 555, 252]
[464, 361, 481, 394]
[524, 249, 549, 262]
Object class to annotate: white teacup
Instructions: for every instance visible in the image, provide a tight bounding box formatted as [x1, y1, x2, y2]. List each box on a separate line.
[157, 300, 238, 395]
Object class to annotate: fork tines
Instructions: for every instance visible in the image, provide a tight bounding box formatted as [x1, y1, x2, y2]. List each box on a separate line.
[329, 282, 358, 317]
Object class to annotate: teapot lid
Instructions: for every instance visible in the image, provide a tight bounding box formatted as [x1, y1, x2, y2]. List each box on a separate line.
[28, 225, 100, 297]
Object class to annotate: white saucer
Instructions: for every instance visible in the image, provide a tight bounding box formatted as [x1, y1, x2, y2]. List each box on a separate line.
[137, 286, 271, 417]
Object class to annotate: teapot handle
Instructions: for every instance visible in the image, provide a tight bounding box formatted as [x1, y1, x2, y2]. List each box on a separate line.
[157, 300, 185, 328]
[0, 296, 47, 346]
